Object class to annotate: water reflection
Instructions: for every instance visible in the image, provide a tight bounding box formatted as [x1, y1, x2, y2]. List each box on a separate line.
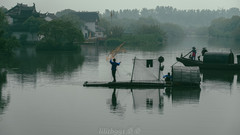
[111, 88, 117, 110]
[131, 87, 201, 112]
[0, 48, 84, 83]
[166, 87, 201, 105]
[0, 71, 9, 115]
[107, 87, 202, 115]
[238, 74, 240, 83]
[202, 70, 234, 83]
[131, 89, 164, 114]
[81, 45, 99, 62]
[107, 89, 126, 117]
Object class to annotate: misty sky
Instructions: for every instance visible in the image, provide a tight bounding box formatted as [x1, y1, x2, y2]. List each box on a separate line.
[1, 0, 240, 13]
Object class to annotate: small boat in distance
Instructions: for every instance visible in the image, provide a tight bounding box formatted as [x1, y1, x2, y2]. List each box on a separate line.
[176, 52, 240, 70]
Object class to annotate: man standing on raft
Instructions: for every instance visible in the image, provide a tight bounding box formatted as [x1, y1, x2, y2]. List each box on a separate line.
[110, 58, 121, 82]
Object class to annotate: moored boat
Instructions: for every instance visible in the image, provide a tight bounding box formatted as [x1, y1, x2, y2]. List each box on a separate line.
[176, 52, 240, 70]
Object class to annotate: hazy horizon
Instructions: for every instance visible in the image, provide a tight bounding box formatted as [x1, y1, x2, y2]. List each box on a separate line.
[1, 0, 240, 13]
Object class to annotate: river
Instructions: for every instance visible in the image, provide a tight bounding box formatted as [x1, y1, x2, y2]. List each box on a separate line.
[0, 36, 240, 135]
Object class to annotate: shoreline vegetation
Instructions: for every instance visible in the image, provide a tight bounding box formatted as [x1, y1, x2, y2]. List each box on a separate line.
[36, 19, 84, 51]
[0, 5, 240, 54]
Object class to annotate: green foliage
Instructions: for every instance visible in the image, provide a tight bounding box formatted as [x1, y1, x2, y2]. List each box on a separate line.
[98, 17, 111, 35]
[19, 34, 28, 45]
[59, 14, 85, 29]
[232, 26, 240, 41]
[108, 26, 124, 38]
[100, 16, 167, 46]
[0, 32, 19, 54]
[133, 24, 166, 45]
[102, 7, 240, 28]
[135, 17, 159, 26]
[0, 70, 7, 83]
[135, 25, 163, 34]
[37, 19, 84, 51]
[4, 37, 20, 53]
[0, 10, 19, 54]
[184, 26, 209, 36]
[23, 16, 46, 34]
[105, 38, 123, 46]
[123, 34, 165, 46]
[56, 9, 76, 17]
[0, 6, 7, 12]
[0, 9, 7, 29]
[161, 23, 185, 38]
[209, 16, 240, 40]
[0, 30, 6, 46]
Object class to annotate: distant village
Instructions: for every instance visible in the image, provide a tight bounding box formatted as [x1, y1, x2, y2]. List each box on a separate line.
[5, 3, 105, 43]
[3, 3, 240, 48]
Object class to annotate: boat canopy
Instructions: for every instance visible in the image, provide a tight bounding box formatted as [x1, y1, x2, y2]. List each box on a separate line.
[203, 52, 234, 64]
[172, 66, 200, 86]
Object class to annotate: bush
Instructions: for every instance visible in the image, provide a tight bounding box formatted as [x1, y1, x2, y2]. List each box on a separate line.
[105, 38, 123, 46]
[37, 19, 84, 51]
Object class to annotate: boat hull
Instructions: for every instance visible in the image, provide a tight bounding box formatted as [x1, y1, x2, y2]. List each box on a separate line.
[176, 57, 240, 70]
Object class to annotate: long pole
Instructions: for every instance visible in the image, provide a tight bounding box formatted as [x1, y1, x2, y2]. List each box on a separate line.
[172, 50, 192, 67]
[158, 62, 161, 81]
[130, 57, 136, 83]
[183, 50, 192, 58]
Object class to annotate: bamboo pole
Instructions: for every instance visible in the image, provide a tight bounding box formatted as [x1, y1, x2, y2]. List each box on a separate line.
[130, 57, 136, 83]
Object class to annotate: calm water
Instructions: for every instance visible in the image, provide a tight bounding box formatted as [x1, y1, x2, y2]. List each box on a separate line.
[0, 37, 240, 135]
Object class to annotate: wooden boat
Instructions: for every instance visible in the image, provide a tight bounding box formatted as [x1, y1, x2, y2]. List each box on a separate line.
[176, 57, 203, 66]
[176, 52, 240, 70]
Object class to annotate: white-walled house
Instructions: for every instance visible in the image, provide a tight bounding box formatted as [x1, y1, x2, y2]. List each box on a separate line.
[74, 12, 105, 40]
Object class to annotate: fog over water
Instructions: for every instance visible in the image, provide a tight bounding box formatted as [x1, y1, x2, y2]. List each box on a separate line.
[0, 36, 240, 135]
[1, 0, 240, 135]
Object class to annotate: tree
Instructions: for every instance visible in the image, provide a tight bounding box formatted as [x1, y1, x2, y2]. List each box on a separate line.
[37, 19, 84, 51]
[233, 26, 240, 41]
[23, 16, 46, 40]
[0, 9, 19, 54]
[161, 23, 185, 38]
[0, 6, 7, 13]
[59, 13, 84, 29]
[208, 16, 240, 39]
[0, 8, 7, 29]
[56, 9, 76, 17]
[98, 17, 111, 35]
[108, 25, 124, 38]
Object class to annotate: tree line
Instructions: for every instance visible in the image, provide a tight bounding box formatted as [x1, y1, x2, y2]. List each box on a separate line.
[1, 5, 240, 54]
[97, 15, 184, 46]
[0, 8, 19, 54]
[102, 6, 240, 27]
[209, 16, 240, 40]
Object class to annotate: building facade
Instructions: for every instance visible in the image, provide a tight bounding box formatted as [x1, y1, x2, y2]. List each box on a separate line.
[74, 12, 105, 40]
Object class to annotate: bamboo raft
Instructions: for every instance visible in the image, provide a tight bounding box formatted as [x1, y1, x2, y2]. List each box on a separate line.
[83, 56, 201, 89]
[83, 80, 172, 88]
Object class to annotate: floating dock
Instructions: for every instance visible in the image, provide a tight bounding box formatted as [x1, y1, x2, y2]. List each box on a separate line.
[83, 80, 172, 88]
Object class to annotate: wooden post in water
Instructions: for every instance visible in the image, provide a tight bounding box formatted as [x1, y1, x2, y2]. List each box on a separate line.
[130, 57, 136, 83]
